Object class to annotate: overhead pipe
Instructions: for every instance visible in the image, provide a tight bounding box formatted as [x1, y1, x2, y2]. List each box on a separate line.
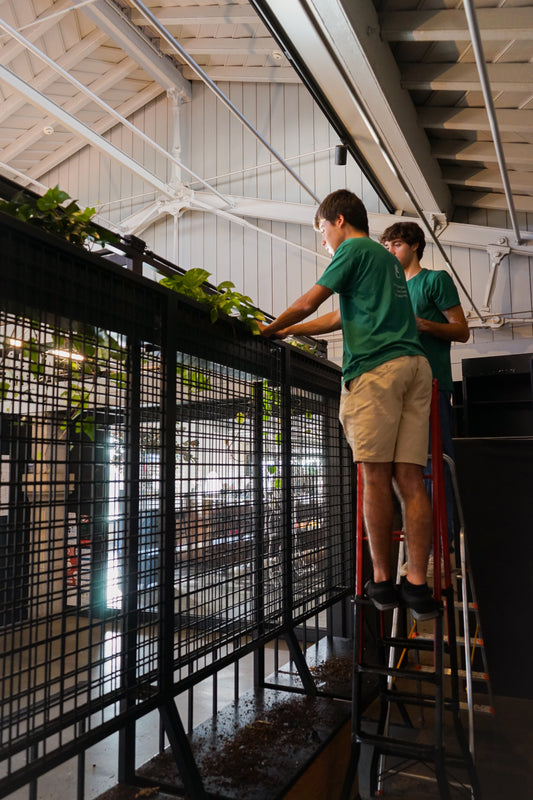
[128, 0, 321, 204]
[463, 0, 523, 245]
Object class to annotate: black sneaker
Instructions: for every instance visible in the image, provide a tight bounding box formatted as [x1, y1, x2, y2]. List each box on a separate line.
[364, 579, 400, 611]
[400, 577, 440, 621]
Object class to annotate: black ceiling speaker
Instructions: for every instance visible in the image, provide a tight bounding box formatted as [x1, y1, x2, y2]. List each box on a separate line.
[335, 143, 347, 165]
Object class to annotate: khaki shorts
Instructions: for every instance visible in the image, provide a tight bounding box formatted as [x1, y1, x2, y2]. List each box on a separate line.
[339, 355, 432, 465]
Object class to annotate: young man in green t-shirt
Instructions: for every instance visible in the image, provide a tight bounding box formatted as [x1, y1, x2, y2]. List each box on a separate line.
[260, 190, 438, 620]
[380, 221, 469, 555]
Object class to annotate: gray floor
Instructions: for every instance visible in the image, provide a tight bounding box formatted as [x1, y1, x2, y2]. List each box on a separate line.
[4, 639, 531, 800]
[358, 692, 533, 800]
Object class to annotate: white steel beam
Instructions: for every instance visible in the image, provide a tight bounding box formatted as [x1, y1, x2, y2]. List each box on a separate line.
[129, 0, 319, 202]
[259, 0, 451, 217]
[0, 18, 230, 205]
[0, 56, 140, 164]
[0, 28, 108, 126]
[0, 64, 173, 197]
[191, 193, 533, 256]
[70, 0, 191, 100]
[24, 83, 163, 182]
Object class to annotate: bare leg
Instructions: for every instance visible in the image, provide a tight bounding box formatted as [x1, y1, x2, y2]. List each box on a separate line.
[394, 462, 433, 585]
[361, 462, 394, 583]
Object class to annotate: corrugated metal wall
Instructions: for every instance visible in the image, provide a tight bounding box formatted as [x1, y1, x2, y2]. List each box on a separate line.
[42, 82, 533, 378]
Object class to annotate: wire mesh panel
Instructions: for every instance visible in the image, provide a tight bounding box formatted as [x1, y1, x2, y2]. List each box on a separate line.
[0, 309, 145, 786]
[172, 353, 286, 677]
[290, 387, 352, 616]
[0, 214, 353, 796]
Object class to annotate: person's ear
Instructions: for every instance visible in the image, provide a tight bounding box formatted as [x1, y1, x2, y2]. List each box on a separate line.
[336, 214, 345, 228]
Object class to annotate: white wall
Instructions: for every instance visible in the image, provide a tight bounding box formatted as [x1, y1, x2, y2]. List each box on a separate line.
[42, 82, 533, 379]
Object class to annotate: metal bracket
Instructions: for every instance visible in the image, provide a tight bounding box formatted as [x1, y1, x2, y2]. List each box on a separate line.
[482, 238, 510, 312]
[427, 213, 448, 236]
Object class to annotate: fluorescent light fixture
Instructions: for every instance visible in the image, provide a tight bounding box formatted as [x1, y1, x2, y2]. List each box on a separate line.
[48, 348, 85, 361]
[8, 338, 22, 347]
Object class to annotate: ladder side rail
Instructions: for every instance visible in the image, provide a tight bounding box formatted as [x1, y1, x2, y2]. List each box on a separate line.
[444, 452, 494, 753]
[429, 380, 451, 598]
[443, 452, 475, 756]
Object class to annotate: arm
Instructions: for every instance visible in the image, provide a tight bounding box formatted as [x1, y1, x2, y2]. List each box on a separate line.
[260, 284, 334, 338]
[415, 304, 470, 343]
[276, 309, 342, 339]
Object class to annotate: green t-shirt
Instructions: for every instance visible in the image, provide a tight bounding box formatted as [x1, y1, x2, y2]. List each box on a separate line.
[407, 268, 460, 392]
[317, 237, 425, 383]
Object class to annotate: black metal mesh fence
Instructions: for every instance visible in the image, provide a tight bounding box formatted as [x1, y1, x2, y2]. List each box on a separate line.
[0, 215, 353, 796]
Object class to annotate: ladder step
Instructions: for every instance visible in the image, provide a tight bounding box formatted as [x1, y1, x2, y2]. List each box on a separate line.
[416, 664, 489, 683]
[459, 700, 495, 715]
[356, 731, 438, 760]
[382, 635, 435, 652]
[382, 689, 440, 708]
[358, 663, 438, 683]
[454, 600, 478, 611]
[416, 634, 484, 647]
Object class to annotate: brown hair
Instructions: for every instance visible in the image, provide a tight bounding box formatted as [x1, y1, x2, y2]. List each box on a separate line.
[314, 189, 369, 236]
[380, 221, 426, 261]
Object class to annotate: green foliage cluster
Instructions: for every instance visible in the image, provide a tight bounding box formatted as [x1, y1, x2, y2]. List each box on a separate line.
[159, 267, 265, 334]
[0, 185, 119, 248]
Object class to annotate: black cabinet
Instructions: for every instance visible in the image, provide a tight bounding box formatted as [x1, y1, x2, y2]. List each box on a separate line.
[454, 437, 533, 699]
[462, 353, 533, 436]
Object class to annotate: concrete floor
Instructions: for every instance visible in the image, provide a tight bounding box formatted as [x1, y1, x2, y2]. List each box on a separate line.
[357, 692, 533, 800]
[4, 640, 532, 800]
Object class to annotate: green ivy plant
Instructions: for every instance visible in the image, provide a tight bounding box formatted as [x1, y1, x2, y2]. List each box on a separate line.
[0, 185, 119, 248]
[159, 267, 265, 335]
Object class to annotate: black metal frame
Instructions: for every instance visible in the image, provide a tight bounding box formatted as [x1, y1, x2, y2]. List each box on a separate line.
[0, 212, 354, 798]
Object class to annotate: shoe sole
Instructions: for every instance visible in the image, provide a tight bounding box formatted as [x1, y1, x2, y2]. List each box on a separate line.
[368, 599, 400, 612]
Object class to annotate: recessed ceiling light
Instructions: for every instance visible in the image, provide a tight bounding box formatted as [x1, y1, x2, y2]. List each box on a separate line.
[43, 125, 54, 135]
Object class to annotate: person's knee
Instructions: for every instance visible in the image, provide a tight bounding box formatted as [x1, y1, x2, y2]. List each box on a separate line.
[362, 462, 393, 489]
[394, 463, 425, 500]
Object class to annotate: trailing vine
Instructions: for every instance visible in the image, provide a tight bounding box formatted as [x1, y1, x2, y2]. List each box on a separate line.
[0, 185, 119, 248]
[159, 267, 265, 335]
